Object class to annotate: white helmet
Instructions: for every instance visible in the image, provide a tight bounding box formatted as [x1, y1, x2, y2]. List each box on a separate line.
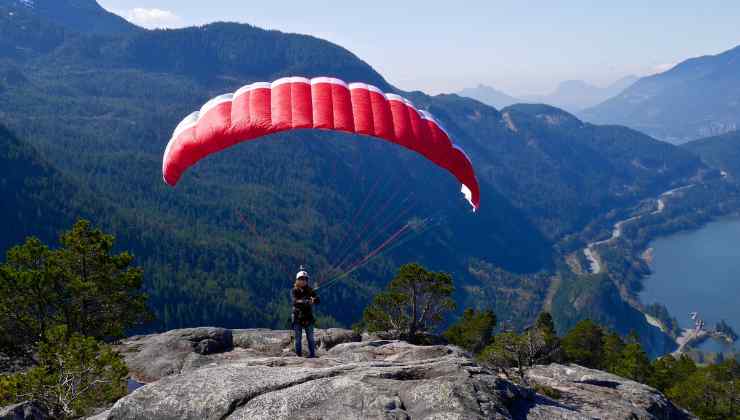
[295, 270, 310, 280]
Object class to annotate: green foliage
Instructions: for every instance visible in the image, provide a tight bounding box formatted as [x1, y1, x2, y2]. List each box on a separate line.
[600, 331, 626, 373]
[443, 308, 496, 353]
[479, 314, 738, 419]
[561, 320, 604, 368]
[0, 1, 712, 340]
[0, 2, 699, 336]
[535, 312, 556, 335]
[535, 311, 561, 361]
[550, 270, 679, 358]
[665, 360, 739, 420]
[649, 354, 697, 392]
[361, 263, 455, 342]
[0, 220, 152, 360]
[479, 332, 524, 379]
[478, 312, 562, 380]
[54, 219, 152, 339]
[0, 326, 127, 419]
[612, 342, 653, 383]
[561, 321, 650, 383]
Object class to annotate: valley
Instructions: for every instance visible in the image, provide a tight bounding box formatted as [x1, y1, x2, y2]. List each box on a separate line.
[1, 0, 739, 359]
[2, 2, 740, 419]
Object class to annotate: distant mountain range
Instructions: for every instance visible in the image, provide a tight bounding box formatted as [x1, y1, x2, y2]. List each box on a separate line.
[457, 84, 521, 109]
[0, 0, 709, 350]
[458, 76, 638, 113]
[583, 45, 740, 143]
[522, 76, 638, 113]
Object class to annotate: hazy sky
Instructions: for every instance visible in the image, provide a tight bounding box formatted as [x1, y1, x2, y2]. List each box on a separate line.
[97, 1, 740, 96]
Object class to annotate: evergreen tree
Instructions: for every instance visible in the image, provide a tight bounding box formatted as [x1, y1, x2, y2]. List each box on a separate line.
[613, 342, 653, 383]
[535, 312, 556, 335]
[480, 332, 525, 380]
[534, 311, 561, 363]
[666, 360, 739, 420]
[443, 308, 496, 353]
[561, 319, 604, 368]
[0, 220, 153, 360]
[362, 263, 455, 343]
[650, 355, 679, 392]
[601, 331, 626, 372]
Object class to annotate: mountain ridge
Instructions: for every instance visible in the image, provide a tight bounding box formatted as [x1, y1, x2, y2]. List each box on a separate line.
[521, 75, 638, 113]
[459, 76, 638, 113]
[457, 84, 521, 109]
[0, 1, 704, 351]
[582, 44, 740, 143]
[0, 0, 137, 34]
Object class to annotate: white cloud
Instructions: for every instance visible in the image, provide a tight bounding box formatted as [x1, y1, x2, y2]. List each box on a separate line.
[124, 8, 185, 29]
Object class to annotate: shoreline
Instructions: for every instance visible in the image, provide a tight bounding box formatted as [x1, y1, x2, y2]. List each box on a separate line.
[640, 215, 740, 355]
[576, 174, 740, 356]
[582, 183, 696, 275]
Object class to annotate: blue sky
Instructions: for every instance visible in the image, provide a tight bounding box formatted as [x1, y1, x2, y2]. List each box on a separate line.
[98, 1, 740, 96]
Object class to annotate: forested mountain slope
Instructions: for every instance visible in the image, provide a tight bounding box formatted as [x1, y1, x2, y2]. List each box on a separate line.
[0, 0, 705, 335]
[0, 124, 81, 251]
[683, 130, 740, 179]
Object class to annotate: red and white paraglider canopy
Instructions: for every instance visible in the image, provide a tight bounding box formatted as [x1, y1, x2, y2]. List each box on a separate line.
[162, 76, 480, 211]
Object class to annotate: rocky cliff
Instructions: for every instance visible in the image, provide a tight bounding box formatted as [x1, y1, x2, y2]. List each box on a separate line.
[60, 327, 691, 420]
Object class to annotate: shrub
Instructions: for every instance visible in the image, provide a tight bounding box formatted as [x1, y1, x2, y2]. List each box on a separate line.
[0, 326, 127, 418]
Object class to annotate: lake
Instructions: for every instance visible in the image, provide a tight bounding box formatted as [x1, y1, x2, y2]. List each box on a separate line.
[640, 217, 740, 353]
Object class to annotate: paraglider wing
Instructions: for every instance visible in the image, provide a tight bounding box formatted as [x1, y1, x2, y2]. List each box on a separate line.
[162, 76, 480, 211]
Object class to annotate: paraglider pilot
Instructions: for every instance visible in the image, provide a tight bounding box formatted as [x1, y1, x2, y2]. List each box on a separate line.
[292, 267, 320, 357]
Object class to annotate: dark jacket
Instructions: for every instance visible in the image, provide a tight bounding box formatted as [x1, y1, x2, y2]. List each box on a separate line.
[292, 286, 320, 326]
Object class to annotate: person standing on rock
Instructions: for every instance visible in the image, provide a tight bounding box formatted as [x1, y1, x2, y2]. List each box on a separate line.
[292, 267, 320, 358]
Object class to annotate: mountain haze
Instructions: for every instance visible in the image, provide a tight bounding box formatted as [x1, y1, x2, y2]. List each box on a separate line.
[458, 76, 638, 113]
[521, 76, 638, 113]
[457, 84, 521, 109]
[583, 45, 740, 143]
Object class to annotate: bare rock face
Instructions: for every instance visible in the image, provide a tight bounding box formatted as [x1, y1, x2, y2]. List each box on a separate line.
[523, 364, 695, 420]
[116, 327, 234, 382]
[109, 340, 518, 420]
[98, 328, 692, 420]
[0, 401, 48, 420]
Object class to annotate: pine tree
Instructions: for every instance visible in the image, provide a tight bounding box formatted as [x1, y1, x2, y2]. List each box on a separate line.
[561, 320, 604, 368]
[362, 263, 455, 343]
[443, 308, 496, 353]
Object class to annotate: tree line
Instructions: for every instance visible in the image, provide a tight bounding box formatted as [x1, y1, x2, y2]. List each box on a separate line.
[356, 262, 739, 420]
[1, 222, 737, 419]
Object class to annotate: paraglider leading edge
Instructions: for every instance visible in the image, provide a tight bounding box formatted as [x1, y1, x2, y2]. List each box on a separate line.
[162, 76, 480, 211]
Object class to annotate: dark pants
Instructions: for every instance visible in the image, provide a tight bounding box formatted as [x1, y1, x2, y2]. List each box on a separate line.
[293, 323, 316, 357]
